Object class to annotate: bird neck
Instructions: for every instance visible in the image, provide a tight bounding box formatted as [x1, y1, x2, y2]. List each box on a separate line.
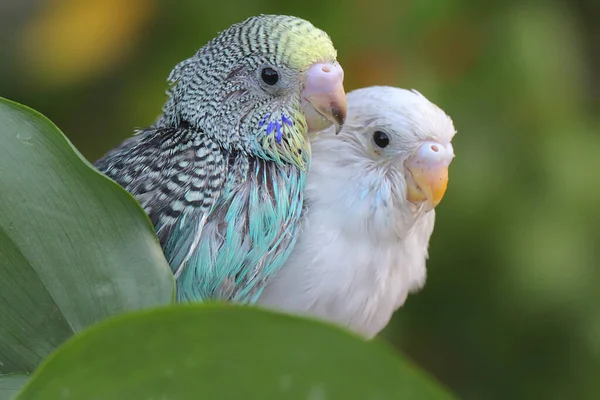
[253, 105, 311, 171]
[307, 156, 425, 243]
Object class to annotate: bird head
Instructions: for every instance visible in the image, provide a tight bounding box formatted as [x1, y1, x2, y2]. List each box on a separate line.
[159, 15, 347, 169]
[316, 86, 456, 223]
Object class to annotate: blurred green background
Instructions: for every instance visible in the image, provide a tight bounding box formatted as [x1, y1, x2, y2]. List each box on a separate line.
[1, 0, 598, 398]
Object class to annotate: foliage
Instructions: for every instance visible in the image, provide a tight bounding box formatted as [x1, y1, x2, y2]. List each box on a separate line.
[16, 305, 455, 400]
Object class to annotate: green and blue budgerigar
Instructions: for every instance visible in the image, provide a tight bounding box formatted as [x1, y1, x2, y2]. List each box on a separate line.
[95, 15, 347, 303]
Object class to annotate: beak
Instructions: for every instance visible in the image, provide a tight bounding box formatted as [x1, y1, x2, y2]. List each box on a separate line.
[301, 62, 347, 134]
[405, 141, 454, 211]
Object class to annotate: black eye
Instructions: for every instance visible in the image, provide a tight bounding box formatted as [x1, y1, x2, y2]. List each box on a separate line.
[373, 131, 390, 148]
[261, 67, 279, 85]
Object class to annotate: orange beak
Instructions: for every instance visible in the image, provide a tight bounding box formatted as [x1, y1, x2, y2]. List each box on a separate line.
[405, 141, 454, 211]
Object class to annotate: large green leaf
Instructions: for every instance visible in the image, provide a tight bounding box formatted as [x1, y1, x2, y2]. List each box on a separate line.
[0, 375, 29, 400]
[0, 98, 175, 375]
[16, 305, 455, 400]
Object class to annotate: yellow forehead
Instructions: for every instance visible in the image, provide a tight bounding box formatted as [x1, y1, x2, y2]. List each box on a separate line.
[248, 15, 337, 70]
[276, 23, 337, 70]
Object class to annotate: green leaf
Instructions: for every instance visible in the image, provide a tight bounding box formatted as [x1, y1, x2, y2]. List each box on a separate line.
[17, 305, 455, 400]
[0, 97, 175, 374]
[0, 375, 29, 400]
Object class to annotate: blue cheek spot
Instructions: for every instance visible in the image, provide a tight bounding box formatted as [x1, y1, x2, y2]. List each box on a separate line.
[259, 113, 271, 128]
[275, 121, 283, 143]
[262, 113, 291, 143]
[282, 114, 293, 127]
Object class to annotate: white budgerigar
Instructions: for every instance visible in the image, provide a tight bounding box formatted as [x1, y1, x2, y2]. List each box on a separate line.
[258, 86, 456, 338]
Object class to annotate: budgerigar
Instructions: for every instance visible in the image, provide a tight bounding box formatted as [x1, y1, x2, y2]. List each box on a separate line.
[95, 15, 347, 303]
[258, 86, 456, 338]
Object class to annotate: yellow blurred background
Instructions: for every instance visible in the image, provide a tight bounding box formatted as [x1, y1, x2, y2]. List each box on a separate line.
[1, 0, 598, 398]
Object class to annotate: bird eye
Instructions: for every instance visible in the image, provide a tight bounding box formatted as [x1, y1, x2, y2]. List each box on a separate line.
[261, 67, 279, 85]
[373, 131, 390, 148]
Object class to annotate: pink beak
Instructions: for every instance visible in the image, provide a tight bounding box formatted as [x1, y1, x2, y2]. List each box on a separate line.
[301, 62, 347, 134]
